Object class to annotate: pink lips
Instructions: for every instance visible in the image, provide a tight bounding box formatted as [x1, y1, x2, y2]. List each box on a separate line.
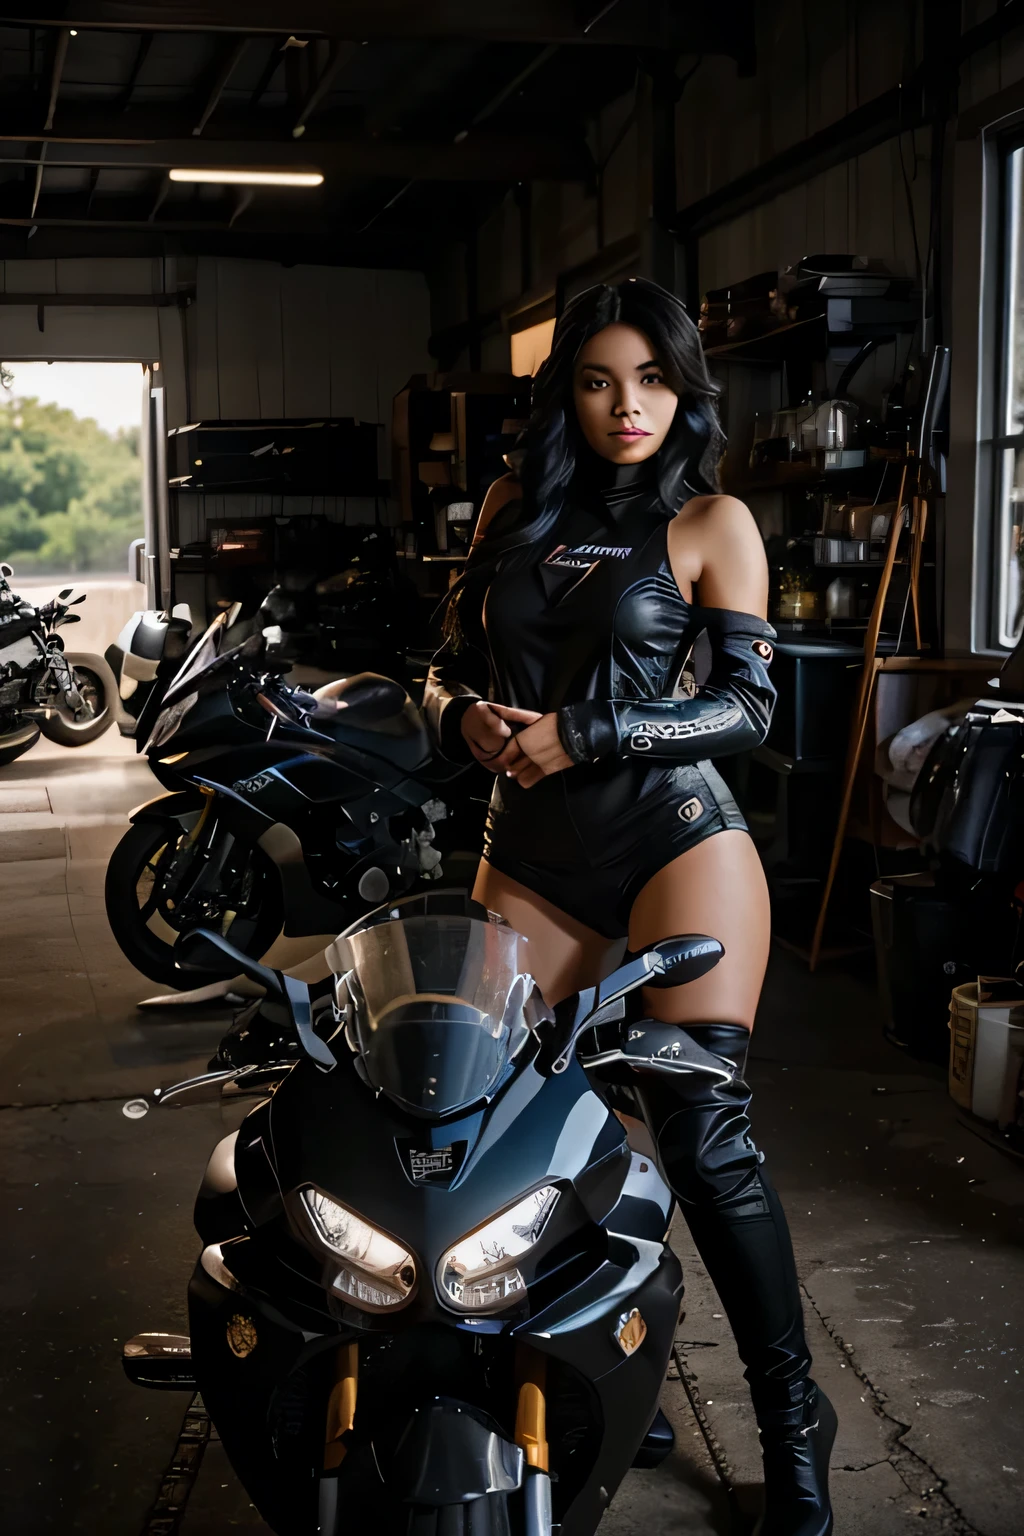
[611, 427, 651, 438]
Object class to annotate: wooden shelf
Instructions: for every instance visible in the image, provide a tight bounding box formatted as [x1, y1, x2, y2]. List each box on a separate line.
[724, 448, 906, 497]
[704, 316, 826, 362]
[703, 308, 917, 366]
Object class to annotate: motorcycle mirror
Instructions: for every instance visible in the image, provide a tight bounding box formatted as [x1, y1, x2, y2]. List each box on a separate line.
[70, 593, 86, 604]
[122, 1334, 196, 1392]
[58, 587, 73, 600]
[176, 928, 281, 994]
[59, 612, 81, 624]
[642, 935, 725, 990]
[0, 561, 13, 577]
[544, 933, 726, 1077]
[176, 929, 336, 1071]
[592, 934, 723, 1011]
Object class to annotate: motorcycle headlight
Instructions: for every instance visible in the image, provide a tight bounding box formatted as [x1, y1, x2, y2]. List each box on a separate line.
[144, 691, 198, 753]
[298, 1188, 416, 1311]
[438, 1185, 560, 1314]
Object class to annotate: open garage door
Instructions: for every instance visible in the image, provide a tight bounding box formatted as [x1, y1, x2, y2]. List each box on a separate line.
[139, 365, 170, 612]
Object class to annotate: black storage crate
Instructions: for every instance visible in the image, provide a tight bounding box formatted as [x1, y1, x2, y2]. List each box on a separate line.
[168, 418, 381, 497]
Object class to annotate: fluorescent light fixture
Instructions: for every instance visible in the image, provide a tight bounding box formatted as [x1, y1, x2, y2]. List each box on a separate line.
[168, 168, 324, 187]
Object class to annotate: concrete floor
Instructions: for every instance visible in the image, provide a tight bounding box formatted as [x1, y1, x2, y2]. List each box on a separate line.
[1, 732, 1022, 1535]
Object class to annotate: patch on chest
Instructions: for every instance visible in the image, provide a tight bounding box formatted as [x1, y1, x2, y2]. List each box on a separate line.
[544, 541, 633, 570]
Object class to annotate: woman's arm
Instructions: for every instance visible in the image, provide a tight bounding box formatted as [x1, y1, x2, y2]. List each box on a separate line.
[521, 495, 777, 775]
[469, 472, 521, 554]
[423, 474, 533, 764]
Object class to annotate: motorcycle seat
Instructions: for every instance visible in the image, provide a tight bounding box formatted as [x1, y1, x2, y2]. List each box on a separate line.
[0, 603, 40, 647]
[311, 672, 432, 773]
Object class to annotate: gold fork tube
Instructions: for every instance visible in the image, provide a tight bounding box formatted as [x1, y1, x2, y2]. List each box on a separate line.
[514, 1346, 549, 1472]
[323, 1340, 358, 1472]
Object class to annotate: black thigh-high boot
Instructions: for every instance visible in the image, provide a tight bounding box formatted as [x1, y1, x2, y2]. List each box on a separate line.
[629, 1022, 836, 1536]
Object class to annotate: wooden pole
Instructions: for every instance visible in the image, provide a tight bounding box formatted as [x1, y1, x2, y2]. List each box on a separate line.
[910, 496, 929, 650]
[808, 456, 912, 971]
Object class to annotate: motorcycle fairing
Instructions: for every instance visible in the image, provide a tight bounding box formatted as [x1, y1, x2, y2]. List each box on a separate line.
[263, 1054, 642, 1307]
[186, 1053, 682, 1536]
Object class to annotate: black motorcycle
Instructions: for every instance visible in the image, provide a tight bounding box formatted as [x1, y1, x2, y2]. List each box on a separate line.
[104, 626, 459, 986]
[121, 893, 724, 1536]
[0, 561, 113, 764]
[103, 600, 199, 758]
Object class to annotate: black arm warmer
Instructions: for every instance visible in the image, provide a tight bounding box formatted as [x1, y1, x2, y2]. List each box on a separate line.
[423, 642, 488, 762]
[423, 570, 496, 763]
[556, 607, 777, 766]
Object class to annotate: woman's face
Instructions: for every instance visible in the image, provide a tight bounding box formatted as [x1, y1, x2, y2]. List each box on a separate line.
[572, 322, 679, 464]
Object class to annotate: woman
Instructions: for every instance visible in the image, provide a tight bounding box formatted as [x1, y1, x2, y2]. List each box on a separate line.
[425, 277, 835, 1536]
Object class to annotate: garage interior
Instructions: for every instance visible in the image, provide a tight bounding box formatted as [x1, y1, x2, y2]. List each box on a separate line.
[2, 3, 1024, 1534]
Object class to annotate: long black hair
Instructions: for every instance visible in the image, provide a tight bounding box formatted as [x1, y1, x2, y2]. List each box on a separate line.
[493, 278, 721, 562]
[440, 277, 723, 645]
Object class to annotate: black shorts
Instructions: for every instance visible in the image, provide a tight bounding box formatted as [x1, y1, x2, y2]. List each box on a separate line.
[483, 757, 747, 940]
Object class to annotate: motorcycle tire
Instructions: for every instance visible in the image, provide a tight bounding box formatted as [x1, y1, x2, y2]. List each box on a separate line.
[38, 665, 112, 747]
[0, 722, 40, 767]
[406, 1495, 511, 1536]
[104, 816, 284, 987]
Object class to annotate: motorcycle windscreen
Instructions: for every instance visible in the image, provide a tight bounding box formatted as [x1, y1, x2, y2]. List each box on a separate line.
[162, 624, 223, 706]
[345, 916, 530, 1116]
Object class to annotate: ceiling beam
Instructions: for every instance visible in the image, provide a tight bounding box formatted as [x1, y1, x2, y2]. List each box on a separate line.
[0, 224, 431, 269]
[193, 36, 249, 136]
[118, 32, 155, 112]
[43, 27, 70, 132]
[148, 171, 171, 220]
[290, 38, 353, 138]
[0, 290, 194, 305]
[83, 163, 100, 213]
[248, 36, 287, 108]
[8, 3, 756, 59]
[463, 43, 559, 129]
[673, 80, 928, 239]
[29, 142, 48, 219]
[0, 130, 592, 181]
[0, 208, 435, 259]
[0, 211, 315, 234]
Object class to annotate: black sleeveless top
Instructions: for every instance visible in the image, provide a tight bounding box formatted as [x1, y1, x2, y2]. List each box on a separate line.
[481, 461, 698, 715]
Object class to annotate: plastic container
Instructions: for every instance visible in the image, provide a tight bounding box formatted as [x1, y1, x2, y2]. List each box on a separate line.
[948, 982, 1024, 1128]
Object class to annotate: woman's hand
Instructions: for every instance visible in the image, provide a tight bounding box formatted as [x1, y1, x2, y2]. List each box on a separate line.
[491, 707, 574, 788]
[461, 700, 541, 773]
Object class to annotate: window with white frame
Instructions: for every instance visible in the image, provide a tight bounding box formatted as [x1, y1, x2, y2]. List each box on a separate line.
[994, 140, 1024, 648]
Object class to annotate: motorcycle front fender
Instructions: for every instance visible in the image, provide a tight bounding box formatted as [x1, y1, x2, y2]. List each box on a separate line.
[386, 1399, 523, 1505]
[128, 787, 207, 825]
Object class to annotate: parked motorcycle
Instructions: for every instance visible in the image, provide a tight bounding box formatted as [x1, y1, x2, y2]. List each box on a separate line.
[104, 602, 196, 752]
[104, 626, 459, 986]
[0, 562, 114, 764]
[121, 894, 724, 1535]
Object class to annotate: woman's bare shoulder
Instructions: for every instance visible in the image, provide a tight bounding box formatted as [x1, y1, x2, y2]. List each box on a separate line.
[483, 473, 522, 508]
[673, 492, 756, 533]
[474, 473, 522, 544]
[668, 493, 767, 610]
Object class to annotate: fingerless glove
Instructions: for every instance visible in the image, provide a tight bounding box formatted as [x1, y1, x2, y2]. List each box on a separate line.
[556, 607, 776, 766]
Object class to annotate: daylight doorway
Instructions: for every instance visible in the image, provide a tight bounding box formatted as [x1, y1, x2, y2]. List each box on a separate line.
[0, 360, 146, 651]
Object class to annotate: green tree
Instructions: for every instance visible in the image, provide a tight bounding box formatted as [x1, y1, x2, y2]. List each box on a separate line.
[0, 392, 142, 574]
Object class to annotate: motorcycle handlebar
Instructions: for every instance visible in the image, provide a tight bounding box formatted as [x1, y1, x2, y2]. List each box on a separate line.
[176, 928, 336, 1071]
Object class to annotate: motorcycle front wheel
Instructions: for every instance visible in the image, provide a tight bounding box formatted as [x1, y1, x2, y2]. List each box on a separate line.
[104, 816, 284, 986]
[38, 665, 112, 746]
[0, 722, 41, 767]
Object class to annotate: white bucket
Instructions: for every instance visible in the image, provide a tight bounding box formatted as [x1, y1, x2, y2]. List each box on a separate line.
[972, 1007, 1024, 1128]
